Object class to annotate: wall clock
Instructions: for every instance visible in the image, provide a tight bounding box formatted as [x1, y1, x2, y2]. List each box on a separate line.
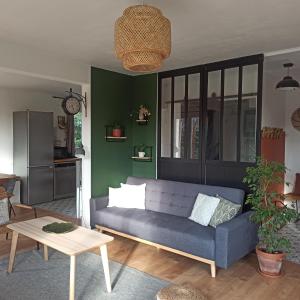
[291, 108, 300, 131]
[53, 88, 88, 116]
[62, 96, 81, 115]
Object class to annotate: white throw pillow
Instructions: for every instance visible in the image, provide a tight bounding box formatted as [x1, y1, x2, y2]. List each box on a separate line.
[120, 183, 146, 210]
[189, 193, 220, 226]
[108, 187, 125, 208]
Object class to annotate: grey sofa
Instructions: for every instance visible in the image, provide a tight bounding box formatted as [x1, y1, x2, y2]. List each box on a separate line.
[90, 177, 258, 277]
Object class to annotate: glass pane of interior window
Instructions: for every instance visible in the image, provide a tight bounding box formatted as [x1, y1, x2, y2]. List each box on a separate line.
[188, 73, 200, 159]
[206, 71, 221, 160]
[74, 112, 82, 149]
[173, 76, 185, 158]
[240, 64, 258, 163]
[161, 77, 172, 157]
[223, 68, 239, 161]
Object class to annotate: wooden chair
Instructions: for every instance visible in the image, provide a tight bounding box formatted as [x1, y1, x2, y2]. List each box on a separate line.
[0, 186, 40, 249]
[0, 187, 12, 239]
[1, 178, 17, 217]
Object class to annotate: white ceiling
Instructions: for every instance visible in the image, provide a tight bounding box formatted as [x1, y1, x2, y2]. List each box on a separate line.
[265, 51, 300, 77]
[0, 0, 300, 74]
[0, 70, 81, 96]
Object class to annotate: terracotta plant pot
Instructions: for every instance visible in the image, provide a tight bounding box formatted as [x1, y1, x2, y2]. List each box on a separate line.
[256, 247, 285, 277]
[112, 128, 122, 137]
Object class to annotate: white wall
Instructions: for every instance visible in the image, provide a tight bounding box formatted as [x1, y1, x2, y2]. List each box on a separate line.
[262, 71, 300, 193]
[0, 87, 66, 174]
[262, 72, 285, 128]
[284, 89, 300, 193]
[80, 83, 91, 227]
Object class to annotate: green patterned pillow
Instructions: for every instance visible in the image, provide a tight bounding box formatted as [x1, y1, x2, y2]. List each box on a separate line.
[209, 196, 241, 228]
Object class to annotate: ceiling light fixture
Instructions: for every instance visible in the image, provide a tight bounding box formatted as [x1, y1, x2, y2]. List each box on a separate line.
[115, 4, 171, 72]
[276, 63, 300, 91]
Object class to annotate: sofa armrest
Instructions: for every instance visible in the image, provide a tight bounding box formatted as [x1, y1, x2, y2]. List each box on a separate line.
[215, 211, 258, 269]
[90, 196, 109, 228]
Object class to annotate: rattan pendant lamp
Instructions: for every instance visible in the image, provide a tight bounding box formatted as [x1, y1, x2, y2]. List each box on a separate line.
[115, 3, 171, 72]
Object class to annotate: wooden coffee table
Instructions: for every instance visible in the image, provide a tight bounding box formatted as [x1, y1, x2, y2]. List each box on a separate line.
[7, 216, 114, 300]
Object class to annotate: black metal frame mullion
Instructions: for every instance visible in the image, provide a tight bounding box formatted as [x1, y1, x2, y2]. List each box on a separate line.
[184, 74, 189, 159]
[220, 69, 224, 161]
[256, 57, 264, 157]
[237, 66, 243, 162]
[170, 77, 175, 158]
[157, 76, 162, 162]
[201, 67, 207, 183]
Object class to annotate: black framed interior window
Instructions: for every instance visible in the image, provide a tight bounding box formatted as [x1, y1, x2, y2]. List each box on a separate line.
[158, 54, 263, 189]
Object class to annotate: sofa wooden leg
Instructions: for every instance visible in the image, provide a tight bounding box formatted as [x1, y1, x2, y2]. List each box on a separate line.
[210, 262, 216, 278]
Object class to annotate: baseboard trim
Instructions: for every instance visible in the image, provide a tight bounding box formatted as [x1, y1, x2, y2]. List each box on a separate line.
[95, 225, 216, 278]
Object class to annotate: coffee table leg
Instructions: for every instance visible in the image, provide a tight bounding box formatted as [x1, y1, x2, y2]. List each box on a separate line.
[100, 244, 111, 293]
[69, 255, 76, 300]
[8, 231, 19, 273]
[43, 245, 48, 261]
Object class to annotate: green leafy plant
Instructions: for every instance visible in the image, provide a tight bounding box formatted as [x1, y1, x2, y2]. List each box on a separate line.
[243, 157, 298, 254]
[112, 122, 121, 129]
[74, 112, 82, 149]
[137, 144, 147, 152]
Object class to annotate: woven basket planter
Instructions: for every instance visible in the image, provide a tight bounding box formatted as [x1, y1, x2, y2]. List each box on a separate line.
[115, 5, 171, 72]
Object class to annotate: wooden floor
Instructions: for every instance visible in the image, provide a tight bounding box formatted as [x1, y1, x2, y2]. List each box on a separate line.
[1, 207, 300, 300]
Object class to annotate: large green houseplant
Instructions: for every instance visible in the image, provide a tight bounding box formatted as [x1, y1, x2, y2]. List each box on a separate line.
[243, 157, 298, 277]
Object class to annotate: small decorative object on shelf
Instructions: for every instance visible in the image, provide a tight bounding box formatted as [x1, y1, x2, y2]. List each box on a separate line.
[132, 144, 152, 161]
[112, 122, 122, 137]
[105, 124, 127, 141]
[130, 105, 151, 125]
[42, 222, 77, 234]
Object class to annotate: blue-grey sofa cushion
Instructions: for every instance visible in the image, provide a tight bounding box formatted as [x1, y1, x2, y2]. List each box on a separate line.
[126, 177, 245, 218]
[95, 207, 216, 260]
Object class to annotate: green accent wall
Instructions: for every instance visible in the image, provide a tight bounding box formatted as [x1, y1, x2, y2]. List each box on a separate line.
[91, 67, 157, 197]
[91, 67, 133, 196]
[132, 74, 157, 178]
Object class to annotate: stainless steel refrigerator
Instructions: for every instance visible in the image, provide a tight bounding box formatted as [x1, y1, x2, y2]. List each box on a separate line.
[13, 111, 54, 205]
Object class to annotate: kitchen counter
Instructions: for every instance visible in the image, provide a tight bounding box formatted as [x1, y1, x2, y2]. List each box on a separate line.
[54, 157, 82, 164]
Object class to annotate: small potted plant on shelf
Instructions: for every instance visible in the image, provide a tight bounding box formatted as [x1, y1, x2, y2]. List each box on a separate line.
[243, 157, 298, 277]
[137, 144, 147, 158]
[112, 122, 122, 137]
[130, 105, 151, 122]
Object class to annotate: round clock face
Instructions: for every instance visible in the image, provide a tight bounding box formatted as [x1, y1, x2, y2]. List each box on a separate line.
[63, 97, 81, 115]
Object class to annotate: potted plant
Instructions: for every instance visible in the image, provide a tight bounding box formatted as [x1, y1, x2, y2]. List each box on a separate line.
[112, 122, 122, 137]
[243, 157, 298, 277]
[137, 144, 147, 158]
[130, 105, 151, 121]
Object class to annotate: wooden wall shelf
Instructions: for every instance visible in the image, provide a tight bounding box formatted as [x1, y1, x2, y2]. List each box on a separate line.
[132, 145, 153, 162]
[131, 156, 152, 162]
[136, 119, 148, 125]
[105, 136, 127, 142]
[105, 124, 127, 142]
